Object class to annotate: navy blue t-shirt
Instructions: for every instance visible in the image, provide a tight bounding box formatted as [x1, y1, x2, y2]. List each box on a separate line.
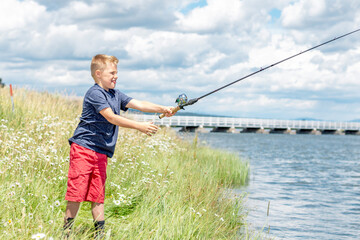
[69, 84, 132, 158]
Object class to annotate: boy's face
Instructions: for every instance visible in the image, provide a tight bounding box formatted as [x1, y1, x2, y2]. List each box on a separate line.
[96, 62, 118, 91]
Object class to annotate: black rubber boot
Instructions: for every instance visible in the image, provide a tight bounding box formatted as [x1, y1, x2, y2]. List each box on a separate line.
[62, 217, 74, 239]
[94, 220, 105, 239]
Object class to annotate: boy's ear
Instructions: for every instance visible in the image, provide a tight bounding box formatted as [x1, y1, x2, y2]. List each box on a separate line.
[95, 69, 102, 79]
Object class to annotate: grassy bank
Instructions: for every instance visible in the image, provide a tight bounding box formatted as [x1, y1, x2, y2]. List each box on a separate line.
[0, 86, 251, 239]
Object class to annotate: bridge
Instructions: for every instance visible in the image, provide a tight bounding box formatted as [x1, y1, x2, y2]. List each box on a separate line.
[129, 114, 360, 135]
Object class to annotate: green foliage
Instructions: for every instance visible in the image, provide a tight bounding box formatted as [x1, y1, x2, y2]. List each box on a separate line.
[0, 87, 253, 239]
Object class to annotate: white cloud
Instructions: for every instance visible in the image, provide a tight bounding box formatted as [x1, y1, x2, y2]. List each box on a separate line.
[123, 30, 210, 68]
[0, 0, 47, 31]
[281, 0, 326, 28]
[31, 63, 89, 85]
[176, 0, 245, 33]
[280, 0, 360, 49]
[1, 0, 360, 121]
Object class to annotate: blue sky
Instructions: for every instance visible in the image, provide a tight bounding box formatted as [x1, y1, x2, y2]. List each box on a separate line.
[181, 0, 208, 14]
[1, 0, 360, 121]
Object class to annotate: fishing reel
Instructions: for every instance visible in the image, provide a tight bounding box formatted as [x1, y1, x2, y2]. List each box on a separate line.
[175, 93, 188, 109]
[159, 93, 198, 119]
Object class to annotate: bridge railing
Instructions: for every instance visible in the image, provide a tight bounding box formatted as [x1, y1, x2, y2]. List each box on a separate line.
[128, 114, 360, 130]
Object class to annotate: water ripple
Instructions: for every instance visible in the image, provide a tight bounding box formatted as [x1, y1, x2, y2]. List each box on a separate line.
[186, 133, 360, 240]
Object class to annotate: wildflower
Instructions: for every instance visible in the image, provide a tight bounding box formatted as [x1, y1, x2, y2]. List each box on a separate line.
[8, 219, 12, 225]
[29, 213, 34, 219]
[42, 195, 48, 200]
[20, 198, 26, 204]
[220, 217, 224, 222]
[48, 220, 53, 224]
[31, 233, 46, 239]
[196, 212, 202, 217]
[54, 200, 60, 207]
[113, 200, 121, 205]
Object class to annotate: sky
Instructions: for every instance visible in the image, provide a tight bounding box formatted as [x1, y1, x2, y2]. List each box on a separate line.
[1, 0, 360, 121]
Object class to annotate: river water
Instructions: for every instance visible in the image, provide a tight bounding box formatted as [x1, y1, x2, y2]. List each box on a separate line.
[179, 132, 360, 240]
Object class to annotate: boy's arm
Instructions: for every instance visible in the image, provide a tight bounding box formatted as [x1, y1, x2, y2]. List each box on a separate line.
[100, 107, 158, 136]
[126, 99, 175, 117]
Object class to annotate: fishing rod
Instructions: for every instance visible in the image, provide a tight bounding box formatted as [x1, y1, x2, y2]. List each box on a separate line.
[159, 28, 360, 119]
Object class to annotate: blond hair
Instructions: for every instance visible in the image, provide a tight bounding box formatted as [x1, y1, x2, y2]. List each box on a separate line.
[91, 54, 119, 82]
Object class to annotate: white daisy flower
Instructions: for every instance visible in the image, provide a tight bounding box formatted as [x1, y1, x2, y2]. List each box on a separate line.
[31, 233, 46, 239]
[54, 200, 60, 207]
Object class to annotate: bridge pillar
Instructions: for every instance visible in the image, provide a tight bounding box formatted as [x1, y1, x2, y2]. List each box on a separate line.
[211, 127, 228, 133]
[321, 129, 345, 135]
[179, 126, 198, 132]
[211, 127, 239, 133]
[227, 127, 239, 133]
[269, 127, 295, 134]
[241, 127, 267, 134]
[196, 125, 209, 133]
[297, 128, 321, 135]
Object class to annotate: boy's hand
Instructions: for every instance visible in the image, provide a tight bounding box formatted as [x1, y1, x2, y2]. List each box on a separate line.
[163, 106, 176, 117]
[139, 122, 159, 136]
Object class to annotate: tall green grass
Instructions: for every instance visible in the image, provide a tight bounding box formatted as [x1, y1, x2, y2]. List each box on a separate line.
[0, 86, 252, 239]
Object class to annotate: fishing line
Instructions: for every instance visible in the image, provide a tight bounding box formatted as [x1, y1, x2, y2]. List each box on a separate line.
[159, 28, 360, 118]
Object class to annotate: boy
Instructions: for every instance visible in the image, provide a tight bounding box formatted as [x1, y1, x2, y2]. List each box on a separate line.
[63, 54, 175, 238]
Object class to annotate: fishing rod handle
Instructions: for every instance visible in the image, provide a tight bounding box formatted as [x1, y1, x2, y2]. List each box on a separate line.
[159, 105, 181, 119]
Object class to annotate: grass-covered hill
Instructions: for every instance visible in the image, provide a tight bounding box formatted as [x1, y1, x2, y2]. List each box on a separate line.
[0, 86, 253, 239]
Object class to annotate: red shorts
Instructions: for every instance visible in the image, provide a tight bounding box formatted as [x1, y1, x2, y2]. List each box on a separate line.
[65, 143, 108, 203]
